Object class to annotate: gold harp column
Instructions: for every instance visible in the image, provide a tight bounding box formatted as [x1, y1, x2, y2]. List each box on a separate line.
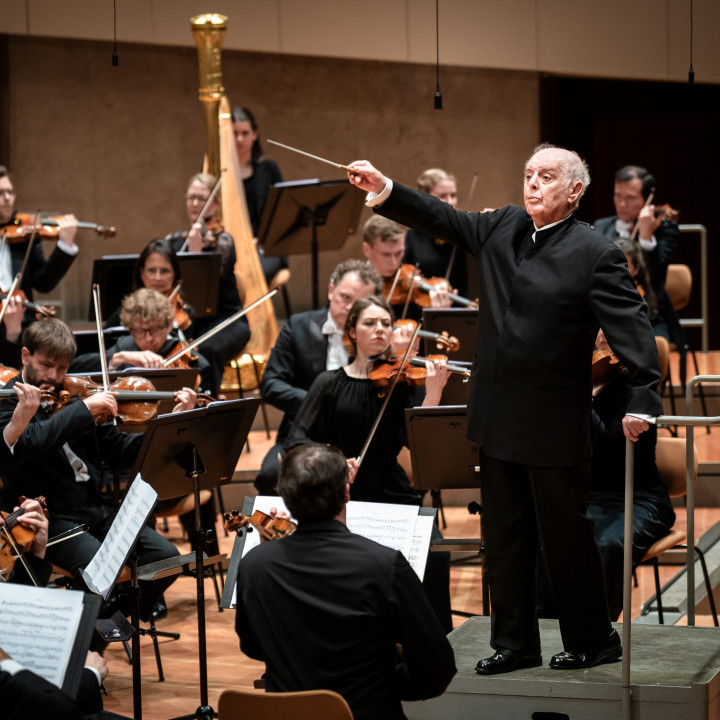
[191, 13, 227, 179]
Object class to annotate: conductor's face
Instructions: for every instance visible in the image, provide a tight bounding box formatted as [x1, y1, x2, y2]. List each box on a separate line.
[523, 148, 581, 228]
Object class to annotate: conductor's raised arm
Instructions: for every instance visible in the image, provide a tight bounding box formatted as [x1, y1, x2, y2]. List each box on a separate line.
[347, 161, 388, 195]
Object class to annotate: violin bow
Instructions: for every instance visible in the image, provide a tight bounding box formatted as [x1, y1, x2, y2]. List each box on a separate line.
[0, 273, 23, 328]
[445, 171, 478, 281]
[178, 169, 226, 253]
[629, 189, 655, 242]
[163, 288, 278, 367]
[356, 321, 423, 469]
[92, 283, 117, 425]
[0, 512, 40, 587]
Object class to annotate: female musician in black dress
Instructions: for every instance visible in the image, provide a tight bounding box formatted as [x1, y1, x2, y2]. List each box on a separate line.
[232, 106, 288, 284]
[403, 168, 468, 297]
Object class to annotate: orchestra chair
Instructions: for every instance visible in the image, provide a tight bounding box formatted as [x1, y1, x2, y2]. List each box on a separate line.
[663, 264, 708, 421]
[218, 688, 353, 720]
[639, 436, 718, 626]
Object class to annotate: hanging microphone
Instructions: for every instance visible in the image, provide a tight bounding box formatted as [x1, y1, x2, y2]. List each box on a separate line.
[434, 89, 443, 110]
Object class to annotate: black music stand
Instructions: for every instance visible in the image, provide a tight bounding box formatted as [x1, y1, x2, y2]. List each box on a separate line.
[404, 405, 488, 617]
[257, 179, 365, 308]
[132, 398, 259, 720]
[421, 307, 478, 363]
[89, 253, 221, 321]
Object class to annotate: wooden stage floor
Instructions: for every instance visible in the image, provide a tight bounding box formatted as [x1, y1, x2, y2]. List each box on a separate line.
[100, 351, 720, 719]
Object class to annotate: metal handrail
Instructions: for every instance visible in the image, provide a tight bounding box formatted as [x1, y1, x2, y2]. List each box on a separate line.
[677, 224, 708, 352]
[622, 374, 720, 720]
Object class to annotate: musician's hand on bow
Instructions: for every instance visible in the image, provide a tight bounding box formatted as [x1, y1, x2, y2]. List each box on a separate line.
[110, 350, 164, 369]
[347, 458, 359, 484]
[422, 356, 449, 406]
[172, 387, 197, 413]
[346, 161, 388, 195]
[56, 213, 78, 249]
[84, 391, 118, 423]
[1, 293, 24, 343]
[622, 414, 650, 442]
[16, 497, 49, 559]
[637, 204, 662, 240]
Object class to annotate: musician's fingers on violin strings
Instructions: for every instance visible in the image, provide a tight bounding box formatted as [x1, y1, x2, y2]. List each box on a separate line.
[173, 387, 197, 411]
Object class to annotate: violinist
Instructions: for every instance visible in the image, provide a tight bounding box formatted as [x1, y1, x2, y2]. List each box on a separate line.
[235, 443, 456, 720]
[403, 168, 468, 297]
[0, 318, 196, 622]
[362, 215, 452, 321]
[72, 288, 211, 392]
[0, 167, 78, 323]
[594, 165, 681, 343]
[231, 106, 288, 285]
[256, 259, 382, 494]
[285, 295, 453, 631]
[348, 146, 662, 673]
[166, 173, 250, 395]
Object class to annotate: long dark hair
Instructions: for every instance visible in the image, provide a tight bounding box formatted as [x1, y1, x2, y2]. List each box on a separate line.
[231, 106, 262, 165]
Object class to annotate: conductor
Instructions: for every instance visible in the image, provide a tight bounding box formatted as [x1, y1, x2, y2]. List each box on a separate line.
[347, 145, 662, 673]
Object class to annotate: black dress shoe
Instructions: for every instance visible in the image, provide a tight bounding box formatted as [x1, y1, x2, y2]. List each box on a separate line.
[150, 596, 168, 622]
[475, 648, 543, 675]
[549, 629, 622, 670]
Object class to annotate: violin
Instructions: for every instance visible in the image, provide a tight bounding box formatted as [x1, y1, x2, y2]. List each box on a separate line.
[592, 347, 623, 397]
[172, 295, 192, 332]
[0, 365, 19, 388]
[394, 318, 460, 352]
[1, 289, 55, 319]
[46, 375, 208, 425]
[2, 213, 116, 241]
[223, 509, 296, 541]
[652, 203, 679, 222]
[385, 264, 477, 309]
[368, 353, 471, 389]
[0, 496, 48, 584]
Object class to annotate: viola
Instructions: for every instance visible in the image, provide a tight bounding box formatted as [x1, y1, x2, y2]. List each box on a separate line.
[2, 212, 116, 241]
[592, 347, 622, 397]
[385, 264, 477, 309]
[0, 496, 48, 584]
[0, 365, 19, 388]
[1, 289, 55, 319]
[368, 353, 470, 389]
[46, 375, 206, 426]
[394, 318, 460, 352]
[223, 509, 296, 541]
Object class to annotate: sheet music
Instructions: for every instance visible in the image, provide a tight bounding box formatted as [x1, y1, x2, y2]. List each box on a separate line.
[0, 584, 84, 688]
[82, 475, 157, 596]
[346, 501, 418, 559]
[407, 514, 434, 580]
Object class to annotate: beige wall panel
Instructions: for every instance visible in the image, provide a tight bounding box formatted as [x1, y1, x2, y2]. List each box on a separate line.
[277, 0, 408, 61]
[537, 0, 670, 80]
[0, 1, 28, 34]
[151, 0, 280, 52]
[411, 0, 538, 70]
[5, 36, 537, 321]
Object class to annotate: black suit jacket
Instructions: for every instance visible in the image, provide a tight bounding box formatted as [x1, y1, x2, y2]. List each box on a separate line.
[236, 519, 456, 720]
[0, 375, 142, 520]
[378, 184, 662, 467]
[259, 307, 330, 443]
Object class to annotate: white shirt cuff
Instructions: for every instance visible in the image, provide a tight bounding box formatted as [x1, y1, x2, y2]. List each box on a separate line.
[3, 432, 16, 454]
[365, 179, 394, 207]
[0, 658, 25, 676]
[627, 413, 656, 424]
[57, 239, 79, 255]
[638, 235, 657, 251]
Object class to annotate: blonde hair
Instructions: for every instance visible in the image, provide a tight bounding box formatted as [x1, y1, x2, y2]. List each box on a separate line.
[119, 288, 174, 330]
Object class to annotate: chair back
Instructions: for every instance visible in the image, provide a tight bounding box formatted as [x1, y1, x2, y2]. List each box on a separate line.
[664, 264, 692, 311]
[218, 688, 354, 720]
[655, 436, 698, 498]
[654, 335, 670, 386]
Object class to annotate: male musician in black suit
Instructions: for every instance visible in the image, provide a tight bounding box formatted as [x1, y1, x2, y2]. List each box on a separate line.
[0, 166, 78, 314]
[0, 318, 196, 621]
[347, 145, 662, 673]
[255, 259, 382, 493]
[236, 443, 456, 720]
[593, 165, 680, 342]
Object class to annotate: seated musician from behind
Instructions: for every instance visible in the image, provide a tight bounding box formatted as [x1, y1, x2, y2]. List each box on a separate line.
[0, 318, 196, 621]
[235, 443, 456, 720]
[166, 173, 250, 396]
[363, 215, 451, 321]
